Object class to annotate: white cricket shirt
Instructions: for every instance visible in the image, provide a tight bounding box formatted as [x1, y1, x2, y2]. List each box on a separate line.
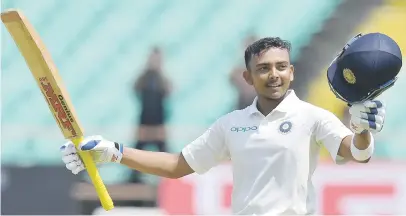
[182, 90, 353, 215]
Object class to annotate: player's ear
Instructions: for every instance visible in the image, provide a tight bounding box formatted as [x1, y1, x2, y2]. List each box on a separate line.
[243, 70, 253, 85]
[289, 65, 294, 81]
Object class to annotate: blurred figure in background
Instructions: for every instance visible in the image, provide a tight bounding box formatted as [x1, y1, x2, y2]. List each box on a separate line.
[131, 47, 171, 182]
[230, 35, 258, 110]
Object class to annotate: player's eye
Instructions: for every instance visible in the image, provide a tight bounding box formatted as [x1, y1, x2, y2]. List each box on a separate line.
[257, 66, 268, 73]
[277, 64, 288, 70]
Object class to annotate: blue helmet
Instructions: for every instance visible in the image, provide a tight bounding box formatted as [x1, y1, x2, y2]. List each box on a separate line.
[327, 33, 402, 105]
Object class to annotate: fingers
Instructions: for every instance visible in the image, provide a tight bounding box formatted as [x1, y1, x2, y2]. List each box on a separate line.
[60, 141, 85, 175]
[72, 164, 85, 175]
[349, 101, 386, 117]
[62, 154, 80, 164]
[351, 116, 383, 132]
[351, 116, 373, 129]
[60, 142, 77, 156]
[65, 160, 79, 170]
[67, 162, 85, 175]
[349, 103, 377, 114]
[356, 112, 384, 124]
[349, 100, 386, 134]
[363, 100, 385, 116]
[63, 153, 85, 175]
[363, 100, 384, 109]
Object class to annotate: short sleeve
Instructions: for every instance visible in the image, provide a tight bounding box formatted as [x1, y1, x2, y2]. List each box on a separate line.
[314, 109, 353, 164]
[181, 117, 230, 174]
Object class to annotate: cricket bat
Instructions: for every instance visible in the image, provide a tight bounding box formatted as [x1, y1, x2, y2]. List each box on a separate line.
[1, 9, 114, 211]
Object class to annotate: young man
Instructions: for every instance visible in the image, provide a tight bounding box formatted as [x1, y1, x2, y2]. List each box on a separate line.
[61, 37, 386, 215]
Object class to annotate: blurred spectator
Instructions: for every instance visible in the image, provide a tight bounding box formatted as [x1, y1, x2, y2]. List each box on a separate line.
[230, 35, 258, 109]
[131, 47, 171, 182]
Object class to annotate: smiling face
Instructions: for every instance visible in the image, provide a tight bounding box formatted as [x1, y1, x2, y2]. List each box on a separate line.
[244, 47, 294, 100]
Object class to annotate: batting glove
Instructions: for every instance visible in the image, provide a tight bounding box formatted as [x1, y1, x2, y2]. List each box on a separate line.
[349, 100, 386, 134]
[60, 135, 124, 175]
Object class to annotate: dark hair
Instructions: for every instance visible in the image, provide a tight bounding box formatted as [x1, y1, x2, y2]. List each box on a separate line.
[244, 37, 292, 70]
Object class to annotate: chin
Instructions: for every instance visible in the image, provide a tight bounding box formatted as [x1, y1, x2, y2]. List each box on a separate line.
[264, 91, 287, 100]
[266, 94, 283, 100]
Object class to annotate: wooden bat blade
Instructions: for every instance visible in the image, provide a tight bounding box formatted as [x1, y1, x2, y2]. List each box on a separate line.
[1, 9, 83, 139]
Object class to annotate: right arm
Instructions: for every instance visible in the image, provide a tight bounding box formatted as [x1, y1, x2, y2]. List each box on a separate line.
[61, 117, 229, 179]
[120, 148, 193, 179]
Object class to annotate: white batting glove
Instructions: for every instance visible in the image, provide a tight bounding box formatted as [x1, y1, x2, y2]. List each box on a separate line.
[349, 100, 386, 134]
[60, 135, 124, 175]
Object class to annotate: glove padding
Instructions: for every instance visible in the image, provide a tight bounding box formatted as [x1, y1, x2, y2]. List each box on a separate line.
[60, 135, 123, 175]
[349, 100, 386, 134]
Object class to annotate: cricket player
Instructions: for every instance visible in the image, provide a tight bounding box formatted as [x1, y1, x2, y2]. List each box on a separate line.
[61, 34, 401, 215]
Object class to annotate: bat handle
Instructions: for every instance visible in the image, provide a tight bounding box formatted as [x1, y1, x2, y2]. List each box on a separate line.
[71, 137, 114, 211]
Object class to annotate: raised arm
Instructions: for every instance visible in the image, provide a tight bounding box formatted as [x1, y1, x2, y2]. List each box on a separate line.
[60, 135, 193, 179]
[60, 117, 230, 179]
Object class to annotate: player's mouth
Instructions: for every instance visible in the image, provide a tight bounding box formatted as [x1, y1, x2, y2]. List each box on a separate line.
[266, 83, 283, 88]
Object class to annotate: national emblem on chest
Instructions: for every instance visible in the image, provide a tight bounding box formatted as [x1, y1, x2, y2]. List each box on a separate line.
[270, 115, 313, 142]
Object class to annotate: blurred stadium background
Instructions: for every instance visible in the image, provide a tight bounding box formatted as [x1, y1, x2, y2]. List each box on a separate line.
[1, 0, 405, 215]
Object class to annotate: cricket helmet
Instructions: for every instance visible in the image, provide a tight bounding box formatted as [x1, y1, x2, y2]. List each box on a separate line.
[327, 32, 402, 105]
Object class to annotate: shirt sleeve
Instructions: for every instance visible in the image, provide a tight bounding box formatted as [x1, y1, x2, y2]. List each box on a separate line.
[181, 117, 230, 174]
[314, 109, 353, 164]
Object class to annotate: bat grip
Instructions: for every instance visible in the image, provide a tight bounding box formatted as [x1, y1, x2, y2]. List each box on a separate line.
[72, 137, 114, 211]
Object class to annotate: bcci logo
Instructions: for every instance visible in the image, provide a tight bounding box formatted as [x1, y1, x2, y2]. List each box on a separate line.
[279, 121, 292, 134]
[343, 68, 356, 84]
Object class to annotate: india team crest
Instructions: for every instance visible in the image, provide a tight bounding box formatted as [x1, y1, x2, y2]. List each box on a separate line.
[279, 121, 293, 134]
[343, 68, 356, 84]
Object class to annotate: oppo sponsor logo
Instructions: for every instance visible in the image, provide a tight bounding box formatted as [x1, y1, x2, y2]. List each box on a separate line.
[230, 126, 257, 132]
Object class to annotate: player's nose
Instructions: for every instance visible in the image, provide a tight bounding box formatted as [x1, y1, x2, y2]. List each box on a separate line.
[268, 71, 280, 81]
[268, 67, 279, 78]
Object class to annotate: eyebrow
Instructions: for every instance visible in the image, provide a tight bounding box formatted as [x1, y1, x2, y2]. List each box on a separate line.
[255, 63, 269, 67]
[255, 61, 289, 67]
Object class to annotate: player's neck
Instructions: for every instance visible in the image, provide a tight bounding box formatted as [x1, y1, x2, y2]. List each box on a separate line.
[256, 95, 286, 116]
